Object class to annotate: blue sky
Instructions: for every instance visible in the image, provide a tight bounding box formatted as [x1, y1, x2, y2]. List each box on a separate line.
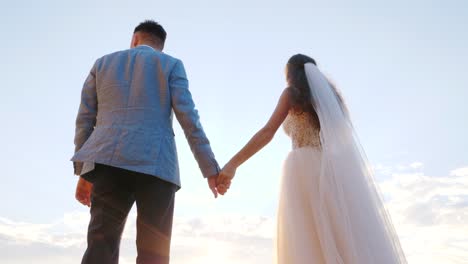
[0, 1, 467, 263]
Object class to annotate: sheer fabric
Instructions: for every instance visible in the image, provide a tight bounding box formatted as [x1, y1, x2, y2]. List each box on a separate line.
[275, 64, 406, 264]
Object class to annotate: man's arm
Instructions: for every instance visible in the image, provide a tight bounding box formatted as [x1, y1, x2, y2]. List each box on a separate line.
[169, 59, 220, 194]
[73, 61, 98, 175]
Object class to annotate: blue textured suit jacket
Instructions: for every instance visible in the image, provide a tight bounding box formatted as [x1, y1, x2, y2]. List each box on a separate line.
[71, 45, 219, 188]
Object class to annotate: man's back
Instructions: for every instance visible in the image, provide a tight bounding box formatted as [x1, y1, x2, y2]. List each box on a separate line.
[93, 46, 175, 132]
[72, 45, 218, 187]
[95, 47, 174, 126]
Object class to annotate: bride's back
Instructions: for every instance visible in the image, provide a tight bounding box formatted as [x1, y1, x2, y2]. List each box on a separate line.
[283, 110, 321, 149]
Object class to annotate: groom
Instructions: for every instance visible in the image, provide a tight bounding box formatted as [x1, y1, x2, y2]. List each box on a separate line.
[71, 20, 221, 264]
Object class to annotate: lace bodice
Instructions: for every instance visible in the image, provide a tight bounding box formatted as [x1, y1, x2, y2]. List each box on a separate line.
[283, 111, 321, 149]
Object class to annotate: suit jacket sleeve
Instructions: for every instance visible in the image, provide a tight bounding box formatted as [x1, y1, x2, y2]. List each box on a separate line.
[169, 59, 220, 178]
[73, 61, 98, 175]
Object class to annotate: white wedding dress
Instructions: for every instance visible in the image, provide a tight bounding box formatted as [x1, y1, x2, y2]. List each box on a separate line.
[275, 63, 407, 264]
[277, 111, 325, 263]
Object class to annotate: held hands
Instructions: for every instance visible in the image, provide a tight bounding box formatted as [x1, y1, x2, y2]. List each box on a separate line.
[216, 163, 237, 196]
[75, 177, 93, 207]
[207, 163, 237, 197]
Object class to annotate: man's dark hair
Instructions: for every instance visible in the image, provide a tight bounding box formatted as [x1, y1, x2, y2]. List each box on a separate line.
[134, 20, 167, 45]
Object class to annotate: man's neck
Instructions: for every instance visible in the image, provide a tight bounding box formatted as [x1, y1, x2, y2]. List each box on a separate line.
[137, 43, 161, 51]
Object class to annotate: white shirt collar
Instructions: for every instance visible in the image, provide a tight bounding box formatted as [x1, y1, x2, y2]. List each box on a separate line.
[137, 44, 156, 51]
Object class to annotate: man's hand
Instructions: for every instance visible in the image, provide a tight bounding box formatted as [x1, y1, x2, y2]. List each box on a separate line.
[207, 175, 219, 198]
[75, 177, 93, 207]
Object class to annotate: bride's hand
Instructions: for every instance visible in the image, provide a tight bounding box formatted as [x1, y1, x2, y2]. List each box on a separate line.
[220, 163, 237, 182]
[217, 163, 236, 195]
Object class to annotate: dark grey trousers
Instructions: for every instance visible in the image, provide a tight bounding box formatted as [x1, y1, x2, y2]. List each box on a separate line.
[81, 164, 177, 264]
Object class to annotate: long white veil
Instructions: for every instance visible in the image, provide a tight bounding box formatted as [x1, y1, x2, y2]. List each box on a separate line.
[304, 63, 407, 263]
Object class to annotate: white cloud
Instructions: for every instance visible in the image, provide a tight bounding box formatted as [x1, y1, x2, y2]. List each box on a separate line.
[0, 212, 274, 264]
[450, 167, 468, 177]
[378, 166, 468, 264]
[170, 215, 274, 264]
[0, 211, 87, 248]
[409, 162, 424, 169]
[1, 164, 467, 264]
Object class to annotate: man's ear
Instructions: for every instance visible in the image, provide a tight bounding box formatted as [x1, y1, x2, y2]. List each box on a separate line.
[130, 33, 139, 48]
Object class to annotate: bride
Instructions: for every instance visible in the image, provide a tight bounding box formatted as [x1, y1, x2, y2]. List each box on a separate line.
[217, 54, 407, 263]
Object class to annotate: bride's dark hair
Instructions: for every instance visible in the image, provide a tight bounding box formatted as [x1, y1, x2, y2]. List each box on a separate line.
[287, 54, 317, 115]
[287, 54, 348, 125]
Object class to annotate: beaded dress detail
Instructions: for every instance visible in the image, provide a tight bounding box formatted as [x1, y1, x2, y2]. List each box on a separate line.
[283, 111, 320, 149]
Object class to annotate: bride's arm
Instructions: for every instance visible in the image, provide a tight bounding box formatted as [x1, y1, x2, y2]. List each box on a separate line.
[218, 88, 292, 186]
